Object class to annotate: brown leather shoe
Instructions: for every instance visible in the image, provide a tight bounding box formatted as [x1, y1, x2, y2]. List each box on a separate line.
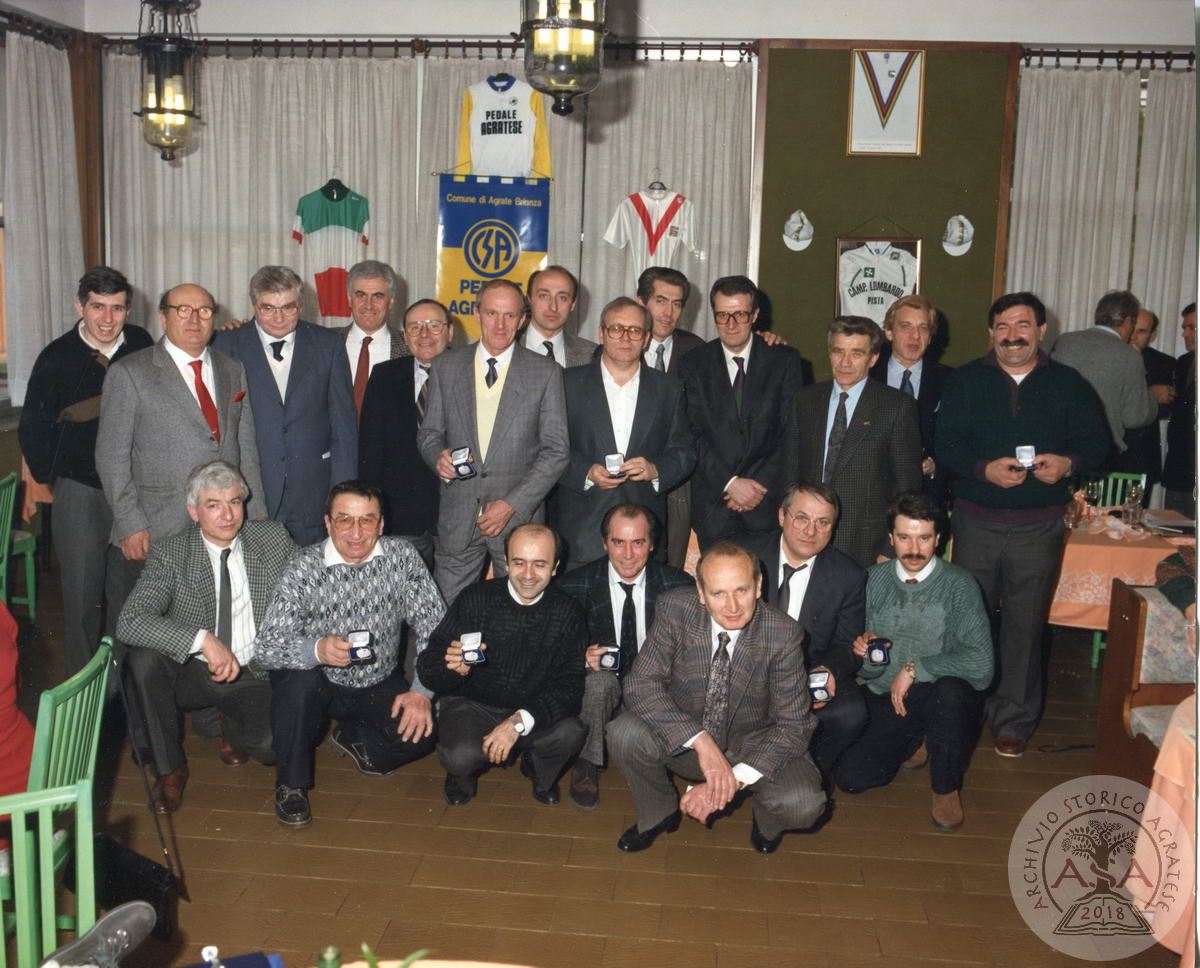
[901, 743, 928, 770]
[219, 739, 250, 767]
[932, 790, 964, 832]
[150, 765, 188, 814]
[994, 737, 1026, 758]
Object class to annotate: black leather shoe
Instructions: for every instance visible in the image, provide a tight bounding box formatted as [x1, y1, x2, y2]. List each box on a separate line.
[520, 752, 560, 805]
[750, 819, 783, 854]
[275, 784, 312, 828]
[330, 725, 394, 777]
[443, 773, 475, 806]
[617, 810, 682, 852]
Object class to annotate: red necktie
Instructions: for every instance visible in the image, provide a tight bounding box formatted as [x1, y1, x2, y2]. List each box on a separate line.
[353, 336, 373, 418]
[189, 360, 220, 442]
[905, 578, 919, 585]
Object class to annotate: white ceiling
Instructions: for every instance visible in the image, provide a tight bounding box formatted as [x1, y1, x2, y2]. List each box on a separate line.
[4, 0, 1194, 48]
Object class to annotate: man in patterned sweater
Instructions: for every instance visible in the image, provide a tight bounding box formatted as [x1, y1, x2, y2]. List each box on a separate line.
[834, 493, 993, 833]
[418, 524, 587, 807]
[254, 480, 445, 828]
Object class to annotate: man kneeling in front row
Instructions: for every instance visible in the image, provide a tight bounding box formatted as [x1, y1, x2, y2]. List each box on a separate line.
[834, 493, 993, 831]
[418, 524, 587, 807]
[120, 461, 297, 814]
[254, 481, 445, 828]
[608, 542, 826, 854]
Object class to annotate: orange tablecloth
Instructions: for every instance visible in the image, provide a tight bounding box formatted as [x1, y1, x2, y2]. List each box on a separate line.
[1049, 527, 1193, 630]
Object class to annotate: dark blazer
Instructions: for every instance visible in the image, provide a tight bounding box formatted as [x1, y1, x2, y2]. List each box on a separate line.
[738, 531, 865, 683]
[556, 362, 696, 563]
[783, 379, 922, 568]
[624, 587, 815, 781]
[1121, 345, 1175, 485]
[1163, 351, 1196, 491]
[359, 356, 440, 536]
[557, 557, 693, 674]
[870, 354, 952, 482]
[116, 520, 298, 679]
[214, 321, 357, 546]
[678, 335, 805, 546]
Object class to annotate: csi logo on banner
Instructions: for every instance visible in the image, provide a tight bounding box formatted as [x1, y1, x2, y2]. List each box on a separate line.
[437, 174, 549, 340]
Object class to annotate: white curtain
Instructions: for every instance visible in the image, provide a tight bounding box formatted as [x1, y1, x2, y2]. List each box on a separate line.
[3, 33, 84, 404]
[104, 53, 421, 328]
[1130, 69, 1197, 358]
[581, 60, 754, 341]
[1005, 67, 1141, 338]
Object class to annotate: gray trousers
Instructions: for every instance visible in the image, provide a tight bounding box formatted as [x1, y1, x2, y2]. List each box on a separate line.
[52, 478, 113, 678]
[951, 511, 1064, 742]
[665, 481, 692, 570]
[436, 696, 586, 795]
[607, 710, 826, 840]
[127, 648, 274, 776]
[434, 534, 509, 607]
[579, 669, 623, 766]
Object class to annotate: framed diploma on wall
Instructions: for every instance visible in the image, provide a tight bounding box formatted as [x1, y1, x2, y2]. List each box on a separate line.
[847, 49, 925, 156]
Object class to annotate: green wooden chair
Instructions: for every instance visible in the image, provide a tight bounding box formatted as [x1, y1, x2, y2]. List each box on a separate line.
[0, 474, 38, 621]
[0, 640, 111, 967]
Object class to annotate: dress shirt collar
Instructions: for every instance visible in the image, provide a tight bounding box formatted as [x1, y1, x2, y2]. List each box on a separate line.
[708, 620, 744, 653]
[600, 357, 641, 390]
[476, 340, 516, 370]
[322, 538, 384, 567]
[255, 322, 296, 355]
[525, 326, 564, 356]
[77, 321, 126, 358]
[507, 580, 545, 607]
[648, 333, 674, 355]
[347, 322, 390, 348]
[1096, 325, 1124, 340]
[163, 335, 209, 366]
[887, 354, 923, 384]
[778, 537, 816, 570]
[201, 533, 242, 560]
[895, 555, 939, 584]
[721, 336, 753, 372]
[607, 563, 647, 592]
[831, 375, 869, 407]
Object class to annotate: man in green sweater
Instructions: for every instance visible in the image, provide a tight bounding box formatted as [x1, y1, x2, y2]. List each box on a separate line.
[834, 494, 993, 832]
[934, 292, 1109, 759]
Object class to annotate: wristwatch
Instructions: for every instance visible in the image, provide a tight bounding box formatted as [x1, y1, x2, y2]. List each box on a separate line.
[902, 661, 917, 678]
[510, 713, 527, 735]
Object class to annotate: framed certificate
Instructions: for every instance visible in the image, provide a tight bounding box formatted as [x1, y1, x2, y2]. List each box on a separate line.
[847, 49, 925, 156]
[835, 238, 922, 325]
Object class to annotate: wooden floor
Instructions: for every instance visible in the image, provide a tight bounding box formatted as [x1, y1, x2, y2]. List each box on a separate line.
[15, 560, 1180, 968]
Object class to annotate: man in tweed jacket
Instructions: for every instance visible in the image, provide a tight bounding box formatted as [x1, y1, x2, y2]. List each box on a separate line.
[119, 462, 297, 814]
[607, 542, 826, 855]
[254, 480, 446, 828]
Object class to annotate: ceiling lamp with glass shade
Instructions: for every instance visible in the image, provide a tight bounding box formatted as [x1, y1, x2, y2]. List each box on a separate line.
[519, 0, 606, 116]
[133, 0, 201, 161]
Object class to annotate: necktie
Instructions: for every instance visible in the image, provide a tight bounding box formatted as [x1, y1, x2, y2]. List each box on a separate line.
[270, 340, 286, 362]
[416, 364, 431, 420]
[732, 356, 746, 413]
[702, 632, 732, 748]
[777, 561, 808, 616]
[485, 357, 498, 389]
[353, 336, 373, 418]
[900, 369, 915, 398]
[823, 391, 849, 483]
[543, 340, 555, 361]
[654, 344, 666, 372]
[618, 581, 637, 672]
[905, 577, 919, 585]
[189, 360, 220, 442]
[217, 548, 232, 647]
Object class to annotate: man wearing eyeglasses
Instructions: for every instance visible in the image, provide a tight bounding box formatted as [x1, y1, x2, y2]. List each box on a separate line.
[677, 275, 805, 549]
[555, 297, 695, 571]
[738, 482, 867, 784]
[97, 283, 266, 639]
[359, 299, 455, 568]
[337, 261, 409, 418]
[213, 266, 357, 547]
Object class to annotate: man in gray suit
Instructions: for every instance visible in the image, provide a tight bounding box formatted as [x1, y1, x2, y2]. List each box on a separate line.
[418, 279, 570, 605]
[120, 461, 296, 813]
[337, 260, 409, 417]
[519, 265, 597, 367]
[97, 283, 266, 632]
[1051, 290, 1167, 468]
[608, 542, 825, 854]
[214, 266, 357, 546]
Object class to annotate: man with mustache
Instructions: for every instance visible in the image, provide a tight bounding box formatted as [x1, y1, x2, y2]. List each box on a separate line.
[833, 493, 992, 832]
[935, 292, 1109, 759]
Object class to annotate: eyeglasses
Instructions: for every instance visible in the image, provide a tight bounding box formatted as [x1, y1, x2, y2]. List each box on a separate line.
[256, 302, 300, 319]
[164, 304, 215, 320]
[714, 310, 753, 325]
[603, 324, 648, 341]
[330, 513, 381, 533]
[404, 319, 449, 335]
[783, 509, 834, 531]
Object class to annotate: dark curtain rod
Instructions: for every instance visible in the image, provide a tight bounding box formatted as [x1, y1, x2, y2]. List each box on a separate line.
[102, 35, 756, 61]
[0, 11, 72, 48]
[1022, 46, 1195, 70]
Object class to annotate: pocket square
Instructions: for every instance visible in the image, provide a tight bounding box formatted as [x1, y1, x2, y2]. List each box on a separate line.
[321, 451, 331, 459]
[233, 390, 247, 402]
